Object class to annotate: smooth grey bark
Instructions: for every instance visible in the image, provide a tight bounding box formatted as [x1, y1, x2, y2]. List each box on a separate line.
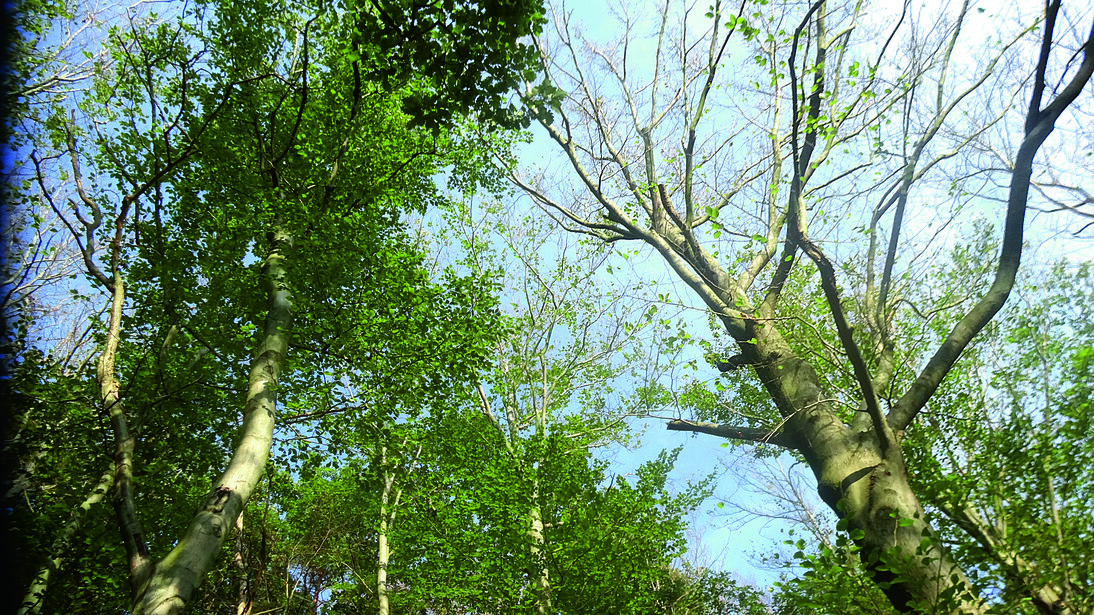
[132, 228, 293, 615]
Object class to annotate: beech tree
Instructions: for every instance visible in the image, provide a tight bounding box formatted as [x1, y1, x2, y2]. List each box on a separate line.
[7, 0, 542, 613]
[513, 0, 1094, 612]
[725, 260, 1094, 615]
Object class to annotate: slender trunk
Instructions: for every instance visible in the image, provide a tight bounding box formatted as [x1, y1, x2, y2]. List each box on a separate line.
[234, 513, 252, 615]
[377, 512, 392, 615]
[18, 470, 114, 615]
[132, 228, 293, 615]
[95, 267, 156, 597]
[377, 448, 394, 615]
[528, 477, 551, 615]
[376, 442, 415, 615]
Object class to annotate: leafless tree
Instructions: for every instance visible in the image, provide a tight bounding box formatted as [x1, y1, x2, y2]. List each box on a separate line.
[510, 0, 1094, 611]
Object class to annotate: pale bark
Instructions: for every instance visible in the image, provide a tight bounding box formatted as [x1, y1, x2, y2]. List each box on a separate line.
[527, 480, 552, 615]
[33, 42, 267, 613]
[375, 439, 418, 615]
[377, 476, 393, 615]
[377, 446, 396, 615]
[132, 227, 293, 615]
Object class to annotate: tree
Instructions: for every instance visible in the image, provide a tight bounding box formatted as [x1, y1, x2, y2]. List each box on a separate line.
[728, 260, 1094, 615]
[170, 212, 718, 614]
[449, 208, 708, 614]
[352, 207, 711, 614]
[511, 0, 1094, 611]
[8, 0, 542, 612]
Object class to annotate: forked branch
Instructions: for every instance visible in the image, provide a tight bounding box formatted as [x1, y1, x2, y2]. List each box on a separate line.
[889, 1, 1094, 431]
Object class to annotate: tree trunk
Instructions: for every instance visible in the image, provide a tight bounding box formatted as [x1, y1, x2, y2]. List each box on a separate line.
[233, 513, 252, 615]
[748, 327, 981, 613]
[132, 227, 293, 615]
[377, 448, 395, 615]
[527, 479, 552, 615]
[98, 268, 155, 596]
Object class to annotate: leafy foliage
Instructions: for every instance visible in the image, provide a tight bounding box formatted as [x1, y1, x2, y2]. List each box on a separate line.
[348, 0, 546, 130]
[7, 0, 539, 611]
[903, 261, 1094, 613]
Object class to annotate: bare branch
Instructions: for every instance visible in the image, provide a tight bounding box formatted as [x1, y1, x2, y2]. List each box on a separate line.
[666, 419, 797, 449]
[890, 2, 1094, 431]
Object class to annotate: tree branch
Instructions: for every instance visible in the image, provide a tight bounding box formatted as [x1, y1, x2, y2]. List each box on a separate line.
[666, 419, 797, 449]
[938, 501, 1075, 615]
[889, 4, 1094, 431]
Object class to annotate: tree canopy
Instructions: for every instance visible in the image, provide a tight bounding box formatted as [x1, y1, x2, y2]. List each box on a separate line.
[4, 0, 1094, 614]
